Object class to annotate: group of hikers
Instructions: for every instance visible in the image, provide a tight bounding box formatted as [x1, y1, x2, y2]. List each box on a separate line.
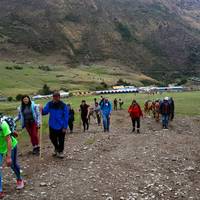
[0, 91, 175, 198]
[144, 97, 175, 129]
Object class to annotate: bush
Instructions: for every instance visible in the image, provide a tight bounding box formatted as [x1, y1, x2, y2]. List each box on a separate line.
[16, 94, 23, 101]
[5, 66, 13, 70]
[100, 82, 108, 89]
[116, 78, 131, 86]
[38, 84, 52, 95]
[116, 22, 133, 42]
[7, 96, 13, 102]
[14, 65, 23, 70]
[38, 65, 51, 71]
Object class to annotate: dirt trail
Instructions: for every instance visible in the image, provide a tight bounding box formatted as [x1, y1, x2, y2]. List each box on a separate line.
[3, 110, 200, 200]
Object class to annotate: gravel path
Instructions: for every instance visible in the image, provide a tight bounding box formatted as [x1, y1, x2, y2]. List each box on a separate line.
[3, 110, 200, 200]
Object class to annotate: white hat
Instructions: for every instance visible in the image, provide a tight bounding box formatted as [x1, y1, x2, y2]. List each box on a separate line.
[164, 97, 169, 101]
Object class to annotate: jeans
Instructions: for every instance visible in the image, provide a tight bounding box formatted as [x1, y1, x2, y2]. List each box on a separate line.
[102, 114, 110, 131]
[162, 114, 169, 128]
[49, 127, 66, 153]
[0, 146, 22, 192]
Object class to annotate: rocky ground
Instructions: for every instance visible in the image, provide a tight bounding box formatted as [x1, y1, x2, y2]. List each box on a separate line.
[2, 110, 200, 200]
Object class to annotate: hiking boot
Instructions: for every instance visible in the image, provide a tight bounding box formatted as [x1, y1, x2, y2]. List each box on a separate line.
[57, 152, 64, 159]
[0, 192, 5, 199]
[33, 147, 40, 155]
[137, 129, 140, 133]
[16, 180, 25, 190]
[132, 128, 135, 132]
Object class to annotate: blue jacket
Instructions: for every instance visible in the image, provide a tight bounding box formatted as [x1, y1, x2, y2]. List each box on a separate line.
[100, 101, 112, 116]
[15, 101, 41, 128]
[42, 101, 69, 130]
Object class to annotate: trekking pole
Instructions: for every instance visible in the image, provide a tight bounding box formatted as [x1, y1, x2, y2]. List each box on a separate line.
[39, 106, 43, 159]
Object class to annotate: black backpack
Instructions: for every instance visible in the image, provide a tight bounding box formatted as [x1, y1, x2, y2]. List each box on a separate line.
[0, 116, 17, 136]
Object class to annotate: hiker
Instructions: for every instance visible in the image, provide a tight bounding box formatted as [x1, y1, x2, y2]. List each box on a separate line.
[94, 98, 98, 105]
[42, 91, 69, 158]
[154, 99, 161, 122]
[169, 97, 175, 121]
[119, 98, 124, 110]
[0, 114, 24, 198]
[68, 104, 75, 133]
[113, 98, 118, 110]
[80, 100, 90, 132]
[160, 97, 171, 129]
[94, 102, 101, 126]
[99, 96, 104, 106]
[128, 100, 143, 133]
[100, 98, 112, 132]
[15, 95, 41, 155]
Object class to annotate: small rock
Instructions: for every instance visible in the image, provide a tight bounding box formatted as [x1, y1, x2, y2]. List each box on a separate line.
[40, 182, 47, 187]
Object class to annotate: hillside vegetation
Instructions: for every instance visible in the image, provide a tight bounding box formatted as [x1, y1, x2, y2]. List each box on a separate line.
[0, 0, 200, 89]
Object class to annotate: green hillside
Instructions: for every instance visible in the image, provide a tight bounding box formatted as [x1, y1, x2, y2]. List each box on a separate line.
[0, 0, 200, 92]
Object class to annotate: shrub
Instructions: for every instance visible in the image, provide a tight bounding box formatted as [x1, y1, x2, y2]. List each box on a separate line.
[5, 66, 13, 70]
[38, 65, 51, 71]
[16, 94, 23, 101]
[14, 65, 23, 70]
[7, 96, 13, 102]
[116, 78, 131, 86]
[38, 84, 52, 95]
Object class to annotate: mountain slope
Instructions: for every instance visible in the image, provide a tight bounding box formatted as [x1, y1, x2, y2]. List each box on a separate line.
[0, 0, 200, 82]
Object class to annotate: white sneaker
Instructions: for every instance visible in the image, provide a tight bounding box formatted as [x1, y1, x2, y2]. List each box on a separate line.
[57, 152, 64, 159]
[16, 180, 25, 190]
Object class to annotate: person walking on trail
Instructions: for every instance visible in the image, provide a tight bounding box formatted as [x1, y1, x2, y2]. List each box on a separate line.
[42, 91, 69, 158]
[80, 100, 90, 132]
[128, 100, 143, 133]
[15, 95, 41, 155]
[0, 115, 24, 198]
[113, 98, 118, 110]
[169, 97, 175, 121]
[160, 97, 171, 129]
[100, 98, 112, 132]
[94, 102, 101, 126]
[119, 98, 124, 110]
[67, 104, 75, 133]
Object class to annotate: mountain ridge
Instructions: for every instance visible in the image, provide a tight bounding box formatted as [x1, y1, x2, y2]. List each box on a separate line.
[0, 0, 200, 82]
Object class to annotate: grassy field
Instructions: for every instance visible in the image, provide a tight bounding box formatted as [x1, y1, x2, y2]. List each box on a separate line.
[0, 91, 199, 143]
[0, 61, 155, 96]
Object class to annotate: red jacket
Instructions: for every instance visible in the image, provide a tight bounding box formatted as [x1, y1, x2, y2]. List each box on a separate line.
[128, 104, 143, 118]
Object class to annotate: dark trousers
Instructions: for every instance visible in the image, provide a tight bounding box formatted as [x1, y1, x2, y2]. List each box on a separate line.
[132, 118, 140, 129]
[68, 119, 74, 132]
[49, 127, 65, 153]
[81, 115, 89, 131]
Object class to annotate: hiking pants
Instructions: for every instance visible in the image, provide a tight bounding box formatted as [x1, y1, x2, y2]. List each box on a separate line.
[49, 127, 66, 153]
[68, 119, 74, 132]
[102, 114, 110, 131]
[162, 114, 169, 128]
[0, 146, 22, 192]
[96, 113, 101, 125]
[25, 122, 39, 147]
[81, 115, 89, 131]
[132, 118, 140, 130]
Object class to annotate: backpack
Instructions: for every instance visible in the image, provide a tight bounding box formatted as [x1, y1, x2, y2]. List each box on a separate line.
[0, 116, 17, 136]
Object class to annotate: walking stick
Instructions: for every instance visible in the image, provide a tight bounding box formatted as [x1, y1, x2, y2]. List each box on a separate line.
[39, 106, 43, 159]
